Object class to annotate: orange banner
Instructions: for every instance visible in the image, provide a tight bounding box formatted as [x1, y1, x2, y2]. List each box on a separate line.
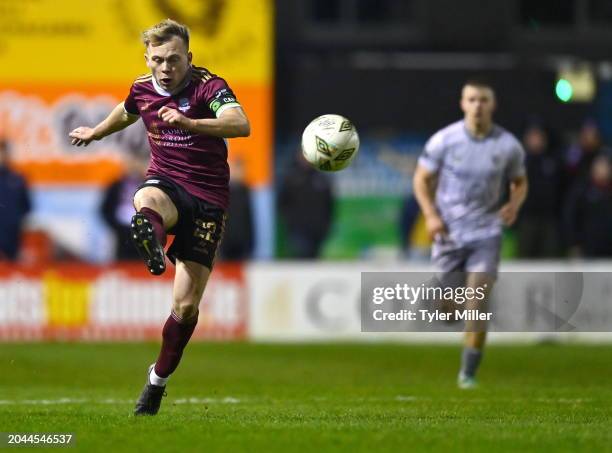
[0, 0, 273, 187]
[3, 82, 272, 186]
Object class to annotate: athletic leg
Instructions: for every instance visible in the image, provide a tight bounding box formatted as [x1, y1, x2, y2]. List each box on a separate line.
[153, 259, 210, 378]
[133, 186, 179, 230]
[457, 236, 501, 388]
[458, 271, 493, 388]
[134, 259, 211, 415]
[131, 187, 179, 275]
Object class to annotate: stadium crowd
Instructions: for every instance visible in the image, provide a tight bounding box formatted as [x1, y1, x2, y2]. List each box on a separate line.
[516, 119, 612, 259]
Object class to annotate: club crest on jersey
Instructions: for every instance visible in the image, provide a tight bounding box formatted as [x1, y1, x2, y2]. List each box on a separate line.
[178, 98, 191, 112]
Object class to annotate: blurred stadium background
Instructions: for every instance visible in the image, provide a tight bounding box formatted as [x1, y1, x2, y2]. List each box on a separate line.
[1, 0, 611, 342]
[1, 1, 612, 449]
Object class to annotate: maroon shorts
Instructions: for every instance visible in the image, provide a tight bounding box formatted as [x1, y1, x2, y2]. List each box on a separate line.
[137, 176, 226, 270]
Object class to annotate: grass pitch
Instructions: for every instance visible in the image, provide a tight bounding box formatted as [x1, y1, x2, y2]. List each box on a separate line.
[1, 342, 611, 452]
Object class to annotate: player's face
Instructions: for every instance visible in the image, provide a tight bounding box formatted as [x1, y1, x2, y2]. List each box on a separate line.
[145, 36, 192, 93]
[460, 85, 496, 124]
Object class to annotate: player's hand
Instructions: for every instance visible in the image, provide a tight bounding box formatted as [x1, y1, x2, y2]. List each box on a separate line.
[424, 213, 448, 240]
[498, 202, 519, 226]
[158, 106, 191, 128]
[69, 127, 97, 147]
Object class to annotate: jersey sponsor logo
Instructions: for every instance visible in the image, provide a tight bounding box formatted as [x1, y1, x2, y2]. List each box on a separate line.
[178, 97, 191, 112]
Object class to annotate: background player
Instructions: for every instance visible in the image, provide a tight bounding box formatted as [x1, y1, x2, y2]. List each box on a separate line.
[68, 19, 250, 414]
[413, 79, 528, 389]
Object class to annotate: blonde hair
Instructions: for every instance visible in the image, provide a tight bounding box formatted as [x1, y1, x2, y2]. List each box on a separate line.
[142, 19, 190, 48]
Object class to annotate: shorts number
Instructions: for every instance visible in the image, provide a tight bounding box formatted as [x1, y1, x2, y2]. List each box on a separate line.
[194, 219, 217, 243]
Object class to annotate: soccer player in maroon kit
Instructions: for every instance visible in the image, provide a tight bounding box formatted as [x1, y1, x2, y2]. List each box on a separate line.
[69, 19, 250, 415]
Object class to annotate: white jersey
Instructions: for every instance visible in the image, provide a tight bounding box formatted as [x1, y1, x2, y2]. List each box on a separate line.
[418, 120, 526, 244]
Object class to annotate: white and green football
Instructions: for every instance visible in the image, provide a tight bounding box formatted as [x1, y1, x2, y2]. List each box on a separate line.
[301, 114, 359, 172]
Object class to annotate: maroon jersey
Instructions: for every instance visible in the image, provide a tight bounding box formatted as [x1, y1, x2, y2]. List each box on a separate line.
[123, 66, 241, 209]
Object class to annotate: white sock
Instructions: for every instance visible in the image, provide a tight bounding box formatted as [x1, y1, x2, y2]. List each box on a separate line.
[148, 364, 169, 386]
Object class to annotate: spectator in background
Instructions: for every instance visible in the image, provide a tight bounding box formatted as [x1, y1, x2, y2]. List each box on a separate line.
[564, 153, 612, 258]
[100, 149, 149, 260]
[516, 124, 564, 258]
[565, 119, 606, 188]
[219, 158, 254, 260]
[0, 140, 32, 261]
[399, 194, 431, 259]
[278, 154, 334, 258]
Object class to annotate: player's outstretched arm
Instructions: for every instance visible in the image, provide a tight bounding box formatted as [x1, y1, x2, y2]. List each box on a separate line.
[413, 164, 447, 239]
[69, 102, 140, 146]
[157, 106, 250, 138]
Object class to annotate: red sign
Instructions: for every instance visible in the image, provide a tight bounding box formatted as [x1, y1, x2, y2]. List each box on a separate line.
[0, 263, 246, 341]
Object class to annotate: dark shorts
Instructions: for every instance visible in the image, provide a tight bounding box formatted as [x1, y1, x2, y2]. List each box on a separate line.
[136, 176, 226, 270]
[431, 235, 502, 279]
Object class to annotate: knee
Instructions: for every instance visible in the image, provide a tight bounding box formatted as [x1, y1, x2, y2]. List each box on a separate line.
[173, 300, 199, 320]
[134, 191, 161, 212]
[173, 293, 202, 320]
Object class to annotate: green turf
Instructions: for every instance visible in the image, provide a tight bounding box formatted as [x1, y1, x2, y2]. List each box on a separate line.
[1, 342, 611, 452]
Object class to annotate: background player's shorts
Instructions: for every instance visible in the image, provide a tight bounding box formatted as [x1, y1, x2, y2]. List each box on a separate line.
[431, 235, 502, 279]
[136, 176, 226, 270]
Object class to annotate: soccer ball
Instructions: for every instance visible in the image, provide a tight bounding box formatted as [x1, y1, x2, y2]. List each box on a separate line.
[301, 114, 359, 172]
